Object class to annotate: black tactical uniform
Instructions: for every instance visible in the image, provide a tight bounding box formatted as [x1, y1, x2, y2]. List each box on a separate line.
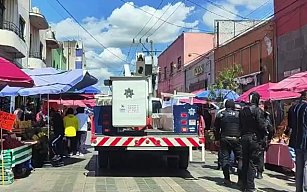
[215, 100, 242, 185]
[239, 92, 266, 192]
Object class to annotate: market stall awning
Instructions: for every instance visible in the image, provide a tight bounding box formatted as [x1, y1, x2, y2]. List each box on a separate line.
[270, 71, 307, 92]
[0, 68, 98, 96]
[237, 82, 301, 102]
[0, 57, 34, 87]
[196, 89, 239, 100]
[69, 85, 101, 94]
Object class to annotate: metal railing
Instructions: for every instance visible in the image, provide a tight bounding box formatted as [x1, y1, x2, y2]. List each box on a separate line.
[29, 51, 42, 59]
[1, 21, 25, 41]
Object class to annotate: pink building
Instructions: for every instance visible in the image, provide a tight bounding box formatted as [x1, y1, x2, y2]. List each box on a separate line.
[157, 33, 214, 96]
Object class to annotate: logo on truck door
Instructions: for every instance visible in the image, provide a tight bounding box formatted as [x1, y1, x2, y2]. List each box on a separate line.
[124, 88, 134, 98]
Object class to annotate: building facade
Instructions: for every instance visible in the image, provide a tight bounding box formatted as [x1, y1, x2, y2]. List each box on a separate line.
[52, 42, 67, 70]
[274, 0, 307, 80]
[214, 20, 275, 92]
[62, 40, 85, 70]
[185, 50, 214, 92]
[157, 32, 214, 95]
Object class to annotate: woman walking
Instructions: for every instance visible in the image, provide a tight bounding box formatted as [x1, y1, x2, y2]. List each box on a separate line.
[63, 108, 79, 156]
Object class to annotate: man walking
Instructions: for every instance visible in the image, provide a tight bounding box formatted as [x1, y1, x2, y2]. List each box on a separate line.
[215, 100, 242, 185]
[75, 107, 89, 156]
[239, 92, 266, 192]
[288, 92, 307, 192]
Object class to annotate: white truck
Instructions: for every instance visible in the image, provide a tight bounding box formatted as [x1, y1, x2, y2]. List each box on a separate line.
[91, 76, 205, 169]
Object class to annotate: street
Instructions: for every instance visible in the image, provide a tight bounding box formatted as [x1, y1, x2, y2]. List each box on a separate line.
[0, 147, 295, 192]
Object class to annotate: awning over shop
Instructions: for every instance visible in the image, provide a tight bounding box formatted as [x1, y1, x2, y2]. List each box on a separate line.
[270, 71, 307, 92]
[0, 57, 34, 87]
[0, 68, 98, 96]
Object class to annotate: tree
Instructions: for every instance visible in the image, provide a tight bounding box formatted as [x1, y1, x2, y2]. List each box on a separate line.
[209, 64, 243, 101]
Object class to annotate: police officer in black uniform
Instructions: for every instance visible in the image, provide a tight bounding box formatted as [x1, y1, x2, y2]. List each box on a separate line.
[239, 92, 266, 192]
[215, 100, 242, 185]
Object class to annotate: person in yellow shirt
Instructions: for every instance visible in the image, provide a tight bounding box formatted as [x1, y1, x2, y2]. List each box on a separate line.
[63, 108, 79, 156]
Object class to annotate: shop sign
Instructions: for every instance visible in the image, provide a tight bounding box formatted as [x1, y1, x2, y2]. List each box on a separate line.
[0, 111, 16, 131]
[194, 65, 204, 76]
[283, 68, 301, 77]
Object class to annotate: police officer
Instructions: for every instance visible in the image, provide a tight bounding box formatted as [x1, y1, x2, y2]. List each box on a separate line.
[214, 99, 242, 185]
[239, 92, 266, 192]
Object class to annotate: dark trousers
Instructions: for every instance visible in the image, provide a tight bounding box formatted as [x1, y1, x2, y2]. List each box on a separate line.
[67, 136, 78, 155]
[50, 135, 63, 157]
[256, 149, 265, 174]
[220, 137, 242, 181]
[241, 134, 262, 191]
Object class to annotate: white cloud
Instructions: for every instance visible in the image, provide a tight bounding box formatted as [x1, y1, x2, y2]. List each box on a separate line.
[227, 0, 270, 10]
[202, 3, 237, 28]
[85, 48, 126, 90]
[51, 2, 197, 49]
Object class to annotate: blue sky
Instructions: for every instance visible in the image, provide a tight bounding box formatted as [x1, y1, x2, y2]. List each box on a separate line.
[32, 0, 273, 90]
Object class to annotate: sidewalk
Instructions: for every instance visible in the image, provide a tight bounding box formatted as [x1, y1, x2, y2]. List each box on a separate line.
[0, 148, 295, 192]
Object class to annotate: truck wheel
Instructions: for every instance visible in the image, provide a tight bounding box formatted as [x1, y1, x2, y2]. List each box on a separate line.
[98, 151, 109, 169]
[179, 151, 189, 170]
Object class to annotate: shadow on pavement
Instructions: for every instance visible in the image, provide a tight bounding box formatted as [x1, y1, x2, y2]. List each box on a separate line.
[84, 155, 196, 179]
[198, 176, 241, 191]
[258, 188, 288, 192]
[63, 157, 85, 166]
[201, 164, 219, 170]
[265, 173, 295, 182]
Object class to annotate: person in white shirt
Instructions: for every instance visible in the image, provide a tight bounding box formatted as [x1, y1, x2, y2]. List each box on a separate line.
[75, 107, 89, 156]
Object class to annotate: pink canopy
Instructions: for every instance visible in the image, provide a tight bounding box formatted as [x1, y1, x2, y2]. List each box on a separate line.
[179, 98, 208, 104]
[270, 71, 307, 92]
[0, 57, 34, 87]
[237, 82, 301, 102]
[49, 99, 96, 107]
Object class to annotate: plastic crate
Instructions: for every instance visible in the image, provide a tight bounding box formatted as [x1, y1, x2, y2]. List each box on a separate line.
[0, 168, 14, 185]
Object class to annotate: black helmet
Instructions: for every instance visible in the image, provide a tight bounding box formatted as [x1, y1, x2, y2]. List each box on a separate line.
[225, 99, 235, 109]
[249, 91, 260, 106]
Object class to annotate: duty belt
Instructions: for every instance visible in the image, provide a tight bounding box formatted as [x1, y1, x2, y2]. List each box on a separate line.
[224, 136, 240, 140]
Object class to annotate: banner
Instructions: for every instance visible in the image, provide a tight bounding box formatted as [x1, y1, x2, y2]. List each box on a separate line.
[0, 111, 16, 131]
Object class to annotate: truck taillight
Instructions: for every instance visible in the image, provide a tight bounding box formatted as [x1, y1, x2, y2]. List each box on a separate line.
[181, 113, 187, 118]
[181, 127, 187, 132]
[104, 129, 110, 132]
[181, 120, 187, 125]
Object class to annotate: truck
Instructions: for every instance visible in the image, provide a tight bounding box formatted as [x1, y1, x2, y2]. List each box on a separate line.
[91, 75, 205, 169]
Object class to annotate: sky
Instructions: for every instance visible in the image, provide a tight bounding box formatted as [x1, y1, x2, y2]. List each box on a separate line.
[32, 0, 274, 92]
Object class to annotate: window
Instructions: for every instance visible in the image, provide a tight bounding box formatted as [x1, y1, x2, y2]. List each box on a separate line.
[170, 62, 174, 76]
[0, 0, 4, 29]
[164, 66, 167, 80]
[19, 16, 25, 40]
[177, 56, 182, 69]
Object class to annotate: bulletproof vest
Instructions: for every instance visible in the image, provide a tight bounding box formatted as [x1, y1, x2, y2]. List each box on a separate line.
[240, 105, 264, 137]
[220, 109, 241, 138]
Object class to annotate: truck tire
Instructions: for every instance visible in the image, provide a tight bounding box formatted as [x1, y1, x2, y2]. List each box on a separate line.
[179, 151, 189, 170]
[98, 151, 109, 169]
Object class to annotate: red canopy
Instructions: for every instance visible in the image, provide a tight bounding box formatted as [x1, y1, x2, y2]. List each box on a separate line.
[179, 98, 208, 104]
[270, 71, 307, 92]
[0, 57, 34, 87]
[237, 82, 301, 102]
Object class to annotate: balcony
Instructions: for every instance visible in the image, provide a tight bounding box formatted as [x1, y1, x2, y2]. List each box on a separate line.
[45, 29, 59, 49]
[28, 51, 46, 68]
[0, 21, 27, 58]
[30, 8, 49, 30]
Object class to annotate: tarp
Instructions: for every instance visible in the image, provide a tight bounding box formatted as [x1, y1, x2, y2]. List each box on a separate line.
[196, 89, 239, 100]
[0, 57, 34, 87]
[0, 68, 98, 96]
[270, 71, 307, 92]
[237, 82, 301, 102]
[70, 85, 101, 94]
[48, 99, 96, 107]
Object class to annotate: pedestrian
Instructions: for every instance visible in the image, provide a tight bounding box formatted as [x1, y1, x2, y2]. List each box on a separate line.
[215, 99, 227, 170]
[75, 107, 88, 156]
[63, 108, 79, 156]
[287, 92, 307, 192]
[50, 109, 64, 163]
[256, 102, 274, 179]
[239, 92, 267, 192]
[214, 99, 242, 186]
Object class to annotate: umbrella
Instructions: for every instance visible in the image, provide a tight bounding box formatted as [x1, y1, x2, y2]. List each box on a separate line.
[270, 71, 307, 92]
[0, 57, 34, 87]
[196, 89, 239, 100]
[237, 83, 301, 102]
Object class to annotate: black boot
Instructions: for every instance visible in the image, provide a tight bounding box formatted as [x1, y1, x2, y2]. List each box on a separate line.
[256, 172, 263, 179]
